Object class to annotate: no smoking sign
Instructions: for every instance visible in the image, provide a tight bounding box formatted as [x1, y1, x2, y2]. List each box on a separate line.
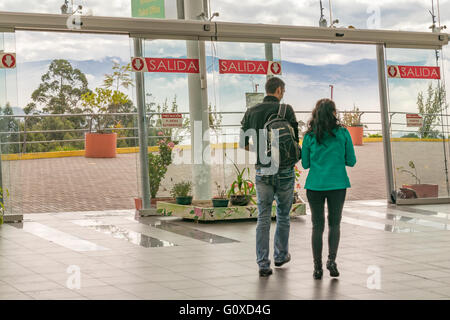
[0, 53, 16, 69]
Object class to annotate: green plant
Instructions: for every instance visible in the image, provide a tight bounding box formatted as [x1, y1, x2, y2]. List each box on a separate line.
[341, 105, 364, 127]
[213, 182, 228, 199]
[0, 187, 10, 225]
[226, 154, 256, 204]
[368, 133, 382, 138]
[148, 134, 176, 199]
[81, 88, 130, 133]
[396, 160, 421, 184]
[417, 83, 448, 139]
[170, 181, 193, 198]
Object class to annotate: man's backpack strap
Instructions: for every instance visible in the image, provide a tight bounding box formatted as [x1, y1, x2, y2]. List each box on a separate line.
[278, 104, 287, 119]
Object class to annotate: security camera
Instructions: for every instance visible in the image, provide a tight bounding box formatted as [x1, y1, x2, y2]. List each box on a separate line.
[198, 12, 207, 20]
[209, 12, 219, 21]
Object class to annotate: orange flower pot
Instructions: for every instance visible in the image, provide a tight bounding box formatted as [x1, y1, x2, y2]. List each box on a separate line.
[134, 198, 143, 210]
[346, 126, 364, 146]
[85, 132, 117, 158]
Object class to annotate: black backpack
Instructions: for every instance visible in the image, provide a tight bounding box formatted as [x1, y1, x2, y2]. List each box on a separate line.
[264, 104, 301, 169]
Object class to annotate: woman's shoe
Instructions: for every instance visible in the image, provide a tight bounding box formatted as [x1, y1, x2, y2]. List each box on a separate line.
[326, 260, 340, 277]
[313, 260, 323, 280]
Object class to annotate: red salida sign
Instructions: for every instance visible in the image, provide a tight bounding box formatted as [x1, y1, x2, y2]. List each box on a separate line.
[387, 65, 440, 80]
[132, 57, 200, 73]
[219, 59, 282, 75]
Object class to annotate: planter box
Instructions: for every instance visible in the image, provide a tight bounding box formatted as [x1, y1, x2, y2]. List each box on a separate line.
[85, 133, 117, 158]
[402, 184, 439, 198]
[346, 126, 364, 146]
[156, 200, 306, 222]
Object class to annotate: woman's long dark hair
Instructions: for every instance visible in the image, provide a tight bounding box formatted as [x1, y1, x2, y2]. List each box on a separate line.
[305, 99, 342, 144]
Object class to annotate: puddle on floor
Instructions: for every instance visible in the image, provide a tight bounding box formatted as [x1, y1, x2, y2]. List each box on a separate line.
[149, 220, 239, 244]
[21, 222, 110, 251]
[71, 219, 176, 248]
[344, 208, 450, 231]
[341, 216, 417, 233]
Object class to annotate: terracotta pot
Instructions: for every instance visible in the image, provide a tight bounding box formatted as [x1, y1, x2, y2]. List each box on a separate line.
[85, 133, 117, 158]
[346, 126, 364, 146]
[134, 198, 142, 210]
[402, 184, 439, 198]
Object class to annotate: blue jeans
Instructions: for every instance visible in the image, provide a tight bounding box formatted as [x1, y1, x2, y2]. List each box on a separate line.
[255, 167, 295, 270]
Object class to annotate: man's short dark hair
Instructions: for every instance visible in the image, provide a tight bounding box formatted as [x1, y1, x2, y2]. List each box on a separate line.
[265, 77, 285, 94]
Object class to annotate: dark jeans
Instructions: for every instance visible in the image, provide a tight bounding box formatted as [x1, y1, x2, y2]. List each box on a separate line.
[306, 189, 347, 263]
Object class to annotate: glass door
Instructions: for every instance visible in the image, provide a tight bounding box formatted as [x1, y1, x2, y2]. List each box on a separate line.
[385, 47, 450, 202]
[0, 31, 22, 221]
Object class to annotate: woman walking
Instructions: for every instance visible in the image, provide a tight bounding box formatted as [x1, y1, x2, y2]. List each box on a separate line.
[301, 99, 356, 279]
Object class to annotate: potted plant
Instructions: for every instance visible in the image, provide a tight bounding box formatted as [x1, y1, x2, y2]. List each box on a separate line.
[227, 157, 256, 206]
[212, 182, 229, 208]
[171, 181, 193, 205]
[148, 132, 177, 207]
[81, 88, 129, 158]
[396, 160, 439, 198]
[0, 187, 9, 225]
[341, 105, 366, 146]
[293, 165, 302, 204]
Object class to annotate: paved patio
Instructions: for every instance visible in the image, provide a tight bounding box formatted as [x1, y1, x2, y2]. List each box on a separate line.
[13, 142, 386, 214]
[1, 200, 450, 300]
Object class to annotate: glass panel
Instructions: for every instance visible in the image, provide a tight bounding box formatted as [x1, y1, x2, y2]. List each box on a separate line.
[140, 39, 194, 202]
[279, 41, 383, 202]
[386, 47, 450, 200]
[10, 31, 133, 214]
[208, 41, 281, 198]
[0, 31, 22, 218]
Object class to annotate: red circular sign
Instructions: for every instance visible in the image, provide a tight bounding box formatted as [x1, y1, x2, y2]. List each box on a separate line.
[2, 54, 16, 68]
[270, 62, 281, 75]
[388, 66, 398, 78]
[132, 57, 145, 71]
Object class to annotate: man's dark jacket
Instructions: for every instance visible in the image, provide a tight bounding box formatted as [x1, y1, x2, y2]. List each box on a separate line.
[240, 96, 299, 169]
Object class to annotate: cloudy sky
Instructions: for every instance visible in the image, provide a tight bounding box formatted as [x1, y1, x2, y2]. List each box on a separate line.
[1, 0, 449, 135]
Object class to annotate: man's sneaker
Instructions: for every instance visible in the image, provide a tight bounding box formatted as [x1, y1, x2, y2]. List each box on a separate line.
[259, 268, 273, 277]
[275, 253, 291, 267]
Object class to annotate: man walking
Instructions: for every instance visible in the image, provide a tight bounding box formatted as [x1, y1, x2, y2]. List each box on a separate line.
[240, 77, 300, 277]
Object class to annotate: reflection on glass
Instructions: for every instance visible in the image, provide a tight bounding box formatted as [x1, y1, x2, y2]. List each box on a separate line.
[386, 48, 449, 200]
[0, 32, 22, 218]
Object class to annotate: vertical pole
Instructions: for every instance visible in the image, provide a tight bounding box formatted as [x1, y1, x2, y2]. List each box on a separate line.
[376, 44, 395, 203]
[176, 0, 185, 19]
[265, 43, 273, 80]
[133, 37, 151, 209]
[185, 0, 211, 200]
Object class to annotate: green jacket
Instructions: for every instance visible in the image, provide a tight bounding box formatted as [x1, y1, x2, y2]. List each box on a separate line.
[301, 127, 356, 191]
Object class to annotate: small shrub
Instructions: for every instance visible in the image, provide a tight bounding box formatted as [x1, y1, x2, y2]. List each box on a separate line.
[170, 181, 192, 198]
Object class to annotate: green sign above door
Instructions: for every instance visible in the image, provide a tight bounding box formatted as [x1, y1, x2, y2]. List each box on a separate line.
[131, 0, 165, 19]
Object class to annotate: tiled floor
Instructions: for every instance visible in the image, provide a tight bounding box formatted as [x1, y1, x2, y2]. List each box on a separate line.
[1, 199, 450, 300]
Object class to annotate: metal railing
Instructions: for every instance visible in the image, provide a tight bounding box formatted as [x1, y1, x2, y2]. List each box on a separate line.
[0, 110, 449, 153]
